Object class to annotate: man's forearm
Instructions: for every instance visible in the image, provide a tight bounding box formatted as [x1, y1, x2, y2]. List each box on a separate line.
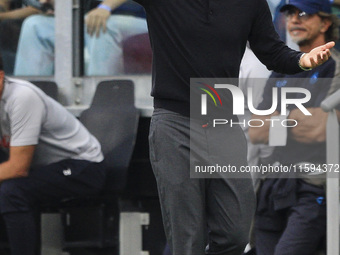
[0, 145, 35, 182]
[0, 6, 40, 21]
[289, 108, 328, 143]
[0, 160, 29, 182]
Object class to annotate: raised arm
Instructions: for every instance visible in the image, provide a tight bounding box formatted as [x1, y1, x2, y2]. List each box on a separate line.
[85, 0, 129, 37]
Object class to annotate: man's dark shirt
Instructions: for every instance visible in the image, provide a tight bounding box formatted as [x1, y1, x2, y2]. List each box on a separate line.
[257, 58, 336, 165]
[255, 59, 335, 222]
[134, 0, 303, 118]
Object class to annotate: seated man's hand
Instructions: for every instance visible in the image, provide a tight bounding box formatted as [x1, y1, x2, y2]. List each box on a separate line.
[299, 41, 335, 69]
[85, 7, 111, 37]
[40, 0, 54, 15]
[289, 108, 327, 144]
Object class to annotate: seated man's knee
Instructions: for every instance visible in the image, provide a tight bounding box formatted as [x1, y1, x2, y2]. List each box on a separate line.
[105, 16, 121, 29]
[21, 15, 45, 32]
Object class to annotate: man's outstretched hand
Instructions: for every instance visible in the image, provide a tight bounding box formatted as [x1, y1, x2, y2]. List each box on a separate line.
[299, 41, 335, 69]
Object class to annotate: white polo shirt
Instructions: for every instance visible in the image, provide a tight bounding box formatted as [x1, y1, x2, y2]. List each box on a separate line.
[0, 77, 103, 167]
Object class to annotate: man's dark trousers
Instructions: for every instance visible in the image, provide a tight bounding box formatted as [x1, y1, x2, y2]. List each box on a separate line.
[0, 159, 106, 255]
[149, 108, 256, 255]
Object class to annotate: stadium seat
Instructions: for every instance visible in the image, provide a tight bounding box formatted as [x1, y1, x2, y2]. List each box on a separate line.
[80, 79, 139, 193]
[30, 80, 58, 100]
[60, 80, 139, 251]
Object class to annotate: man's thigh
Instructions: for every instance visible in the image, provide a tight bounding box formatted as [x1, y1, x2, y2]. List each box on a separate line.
[149, 109, 255, 255]
[149, 109, 207, 255]
[202, 124, 255, 254]
[0, 159, 106, 213]
[255, 179, 288, 255]
[256, 229, 282, 255]
[106, 15, 148, 37]
[274, 183, 326, 255]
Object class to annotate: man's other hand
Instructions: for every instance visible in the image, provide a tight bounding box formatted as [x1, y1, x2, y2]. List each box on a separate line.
[85, 7, 111, 37]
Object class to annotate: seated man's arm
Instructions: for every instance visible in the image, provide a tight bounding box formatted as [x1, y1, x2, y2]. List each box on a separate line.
[0, 6, 40, 21]
[85, 0, 129, 37]
[0, 81, 45, 182]
[248, 111, 279, 144]
[0, 145, 35, 182]
[250, 108, 331, 145]
[289, 107, 330, 144]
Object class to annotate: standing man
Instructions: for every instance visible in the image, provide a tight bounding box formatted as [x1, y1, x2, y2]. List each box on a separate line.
[248, 0, 340, 254]
[0, 54, 106, 255]
[89, 0, 335, 255]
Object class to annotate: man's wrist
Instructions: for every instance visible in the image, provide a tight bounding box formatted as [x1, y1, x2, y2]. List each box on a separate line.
[97, 4, 112, 12]
[298, 53, 312, 71]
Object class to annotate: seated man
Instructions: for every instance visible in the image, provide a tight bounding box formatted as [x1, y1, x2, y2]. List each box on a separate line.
[0, 0, 40, 74]
[248, 0, 340, 254]
[0, 53, 106, 255]
[14, 0, 148, 76]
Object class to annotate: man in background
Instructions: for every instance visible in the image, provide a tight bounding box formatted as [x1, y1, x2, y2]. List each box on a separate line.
[0, 0, 40, 74]
[249, 0, 340, 253]
[14, 0, 148, 76]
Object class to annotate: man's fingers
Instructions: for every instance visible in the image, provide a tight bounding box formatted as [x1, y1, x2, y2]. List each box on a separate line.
[86, 10, 110, 37]
[87, 24, 94, 36]
[94, 18, 102, 37]
[313, 42, 335, 55]
[319, 50, 330, 64]
[325, 41, 335, 50]
[102, 23, 107, 35]
[310, 56, 318, 68]
[96, 19, 107, 37]
[318, 41, 335, 51]
[86, 16, 96, 36]
[317, 53, 322, 63]
[300, 42, 334, 69]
